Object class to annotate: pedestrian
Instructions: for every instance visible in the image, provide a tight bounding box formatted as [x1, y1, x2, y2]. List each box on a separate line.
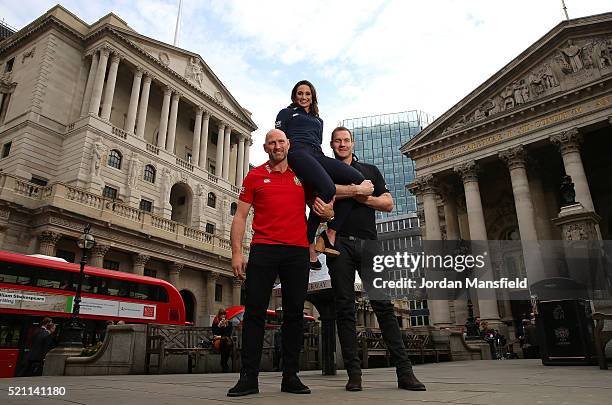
[275, 80, 373, 268]
[324, 126, 426, 392]
[24, 317, 57, 376]
[212, 308, 233, 372]
[227, 129, 334, 397]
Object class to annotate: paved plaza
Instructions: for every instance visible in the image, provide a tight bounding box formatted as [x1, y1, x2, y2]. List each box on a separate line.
[1, 360, 610, 405]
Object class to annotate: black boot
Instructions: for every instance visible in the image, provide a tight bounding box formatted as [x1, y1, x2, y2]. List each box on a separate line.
[397, 370, 426, 391]
[281, 374, 311, 394]
[227, 375, 259, 397]
[345, 374, 362, 391]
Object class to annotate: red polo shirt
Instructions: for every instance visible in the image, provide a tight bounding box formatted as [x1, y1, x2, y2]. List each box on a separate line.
[239, 162, 308, 248]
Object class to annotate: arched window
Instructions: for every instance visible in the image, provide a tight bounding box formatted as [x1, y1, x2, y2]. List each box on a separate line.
[207, 192, 216, 208]
[107, 149, 122, 169]
[143, 164, 156, 183]
[230, 202, 237, 216]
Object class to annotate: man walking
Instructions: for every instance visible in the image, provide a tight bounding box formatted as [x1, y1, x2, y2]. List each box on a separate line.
[325, 126, 426, 392]
[228, 129, 326, 396]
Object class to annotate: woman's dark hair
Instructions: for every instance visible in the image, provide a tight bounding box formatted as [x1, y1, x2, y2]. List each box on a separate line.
[289, 80, 319, 117]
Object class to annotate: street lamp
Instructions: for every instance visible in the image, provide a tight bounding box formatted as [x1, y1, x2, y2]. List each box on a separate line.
[59, 224, 95, 347]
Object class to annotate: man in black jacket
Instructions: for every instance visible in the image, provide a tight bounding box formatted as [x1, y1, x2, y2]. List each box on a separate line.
[323, 127, 426, 392]
[25, 317, 56, 376]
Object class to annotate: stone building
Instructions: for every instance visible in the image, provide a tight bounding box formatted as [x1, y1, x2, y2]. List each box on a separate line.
[0, 5, 257, 326]
[402, 13, 612, 339]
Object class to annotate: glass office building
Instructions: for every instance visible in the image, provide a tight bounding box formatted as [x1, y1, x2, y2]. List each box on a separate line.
[342, 111, 434, 219]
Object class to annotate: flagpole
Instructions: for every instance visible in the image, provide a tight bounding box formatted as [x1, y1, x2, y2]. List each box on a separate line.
[173, 0, 183, 46]
[561, 0, 569, 21]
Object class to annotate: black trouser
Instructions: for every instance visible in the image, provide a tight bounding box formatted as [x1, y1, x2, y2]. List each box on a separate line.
[327, 235, 413, 377]
[241, 244, 309, 378]
[287, 142, 365, 241]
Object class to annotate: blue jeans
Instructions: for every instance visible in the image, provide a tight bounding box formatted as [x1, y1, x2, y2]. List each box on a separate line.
[287, 142, 365, 242]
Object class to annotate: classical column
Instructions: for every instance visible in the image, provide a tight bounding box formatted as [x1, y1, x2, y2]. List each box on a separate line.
[222, 126, 232, 181]
[100, 53, 121, 120]
[550, 129, 595, 212]
[192, 106, 204, 166]
[236, 136, 245, 187]
[215, 122, 226, 177]
[132, 253, 150, 276]
[166, 92, 180, 154]
[199, 111, 210, 170]
[454, 161, 501, 323]
[37, 231, 62, 257]
[157, 86, 172, 148]
[415, 175, 442, 240]
[81, 51, 99, 116]
[89, 47, 110, 116]
[243, 138, 251, 177]
[135, 74, 152, 139]
[499, 146, 548, 282]
[206, 272, 220, 325]
[440, 186, 460, 240]
[89, 244, 110, 268]
[168, 262, 184, 287]
[527, 161, 553, 240]
[232, 278, 242, 307]
[124, 68, 143, 133]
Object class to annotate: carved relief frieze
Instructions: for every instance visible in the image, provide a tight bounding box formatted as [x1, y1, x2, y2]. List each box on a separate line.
[158, 51, 170, 66]
[442, 36, 612, 135]
[185, 56, 204, 88]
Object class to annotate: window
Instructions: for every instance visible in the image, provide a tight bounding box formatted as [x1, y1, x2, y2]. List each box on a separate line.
[209, 162, 215, 174]
[186, 152, 192, 164]
[103, 186, 118, 199]
[107, 149, 122, 169]
[207, 192, 216, 208]
[144, 268, 157, 278]
[1, 142, 11, 158]
[230, 202, 237, 216]
[205, 222, 215, 234]
[103, 260, 120, 271]
[4, 57, 14, 73]
[143, 165, 156, 183]
[178, 196, 186, 205]
[139, 199, 153, 212]
[30, 176, 48, 186]
[215, 283, 222, 302]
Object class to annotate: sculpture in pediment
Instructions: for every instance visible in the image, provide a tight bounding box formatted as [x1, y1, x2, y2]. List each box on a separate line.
[185, 57, 204, 88]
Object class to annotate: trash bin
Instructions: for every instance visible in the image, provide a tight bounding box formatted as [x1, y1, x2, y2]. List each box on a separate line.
[531, 277, 596, 365]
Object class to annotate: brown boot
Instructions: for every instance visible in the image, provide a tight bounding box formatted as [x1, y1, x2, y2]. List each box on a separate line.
[345, 374, 362, 391]
[397, 370, 426, 391]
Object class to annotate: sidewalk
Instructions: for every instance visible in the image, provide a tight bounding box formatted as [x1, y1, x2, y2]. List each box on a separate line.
[1, 360, 610, 405]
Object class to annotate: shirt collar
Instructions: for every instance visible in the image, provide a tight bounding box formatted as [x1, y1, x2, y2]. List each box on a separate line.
[265, 162, 293, 173]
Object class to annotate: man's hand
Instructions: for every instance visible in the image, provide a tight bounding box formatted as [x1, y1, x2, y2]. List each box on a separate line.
[232, 252, 246, 280]
[356, 180, 374, 196]
[312, 196, 335, 221]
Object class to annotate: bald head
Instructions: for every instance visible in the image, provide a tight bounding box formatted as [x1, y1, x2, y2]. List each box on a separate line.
[263, 128, 290, 163]
[265, 128, 287, 143]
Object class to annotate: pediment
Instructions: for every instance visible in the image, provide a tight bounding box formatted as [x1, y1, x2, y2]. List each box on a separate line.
[115, 30, 254, 127]
[406, 13, 612, 151]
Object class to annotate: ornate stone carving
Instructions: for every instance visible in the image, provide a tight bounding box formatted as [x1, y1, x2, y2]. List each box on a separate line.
[214, 91, 224, 104]
[158, 51, 170, 66]
[207, 271, 221, 282]
[90, 243, 110, 258]
[21, 47, 35, 63]
[442, 36, 611, 134]
[91, 137, 106, 181]
[133, 253, 150, 267]
[499, 145, 527, 170]
[185, 56, 204, 87]
[559, 175, 576, 207]
[454, 161, 479, 183]
[413, 174, 438, 195]
[550, 128, 582, 154]
[564, 223, 588, 240]
[159, 167, 172, 203]
[168, 262, 184, 274]
[127, 153, 142, 192]
[0, 209, 10, 221]
[38, 231, 62, 245]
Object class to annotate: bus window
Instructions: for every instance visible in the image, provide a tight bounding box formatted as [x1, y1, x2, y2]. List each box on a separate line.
[0, 262, 33, 285]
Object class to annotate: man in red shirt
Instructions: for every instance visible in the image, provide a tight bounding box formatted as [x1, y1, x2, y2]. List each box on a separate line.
[228, 129, 331, 397]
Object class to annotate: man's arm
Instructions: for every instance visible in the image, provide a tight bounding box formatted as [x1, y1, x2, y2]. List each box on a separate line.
[355, 192, 393, 212]
[335, 181, 374, 200]
[230, 200, 252, 280]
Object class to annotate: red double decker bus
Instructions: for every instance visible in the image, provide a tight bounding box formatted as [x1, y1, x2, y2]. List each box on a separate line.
[0, 250, 186, 377]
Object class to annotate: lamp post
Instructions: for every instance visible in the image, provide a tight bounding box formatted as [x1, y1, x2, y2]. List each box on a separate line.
[59, 224, 95, 347]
